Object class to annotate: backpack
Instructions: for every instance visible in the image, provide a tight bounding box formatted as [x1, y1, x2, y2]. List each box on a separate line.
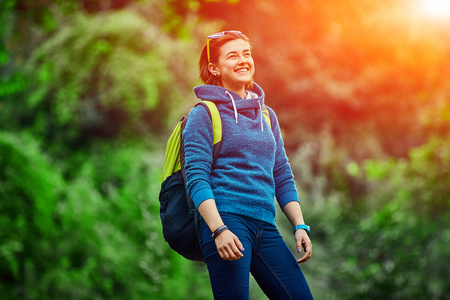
[159, 100, 272, 261]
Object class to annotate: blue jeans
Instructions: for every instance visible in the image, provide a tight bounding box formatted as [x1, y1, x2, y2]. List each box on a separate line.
[199, 213, 314, 300]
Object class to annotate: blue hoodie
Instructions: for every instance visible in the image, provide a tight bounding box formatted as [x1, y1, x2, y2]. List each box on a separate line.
[183, 83, 299, 226]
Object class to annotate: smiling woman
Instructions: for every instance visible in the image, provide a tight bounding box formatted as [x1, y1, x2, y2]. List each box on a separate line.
[183, 30, 315, 299]
[418, 0, 450, 19]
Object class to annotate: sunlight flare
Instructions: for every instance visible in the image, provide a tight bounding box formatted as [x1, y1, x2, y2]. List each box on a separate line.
[418, 0, 450, 19]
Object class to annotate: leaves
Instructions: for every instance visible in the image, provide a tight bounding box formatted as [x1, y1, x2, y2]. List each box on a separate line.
[17, 4, 198, 140]
[1, 0, 449, 299]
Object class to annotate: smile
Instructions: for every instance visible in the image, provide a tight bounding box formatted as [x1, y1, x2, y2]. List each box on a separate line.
[235, 67, 249, 74]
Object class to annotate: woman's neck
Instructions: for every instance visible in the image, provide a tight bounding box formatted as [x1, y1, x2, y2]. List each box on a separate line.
[223, 83, 245, 99]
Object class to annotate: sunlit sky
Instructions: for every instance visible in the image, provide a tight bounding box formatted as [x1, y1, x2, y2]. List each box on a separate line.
[417, 0, 450, 19]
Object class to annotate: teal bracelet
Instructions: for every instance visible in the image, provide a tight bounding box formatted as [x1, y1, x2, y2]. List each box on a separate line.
[293, 224, 310, 236]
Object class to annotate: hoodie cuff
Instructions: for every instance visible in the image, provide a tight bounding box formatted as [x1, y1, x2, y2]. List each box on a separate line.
[192, 188, 215, 208]
[278, 191, 300, 208]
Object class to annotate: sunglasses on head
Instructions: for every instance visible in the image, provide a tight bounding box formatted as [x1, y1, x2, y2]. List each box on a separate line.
[207, 30, 243, 64]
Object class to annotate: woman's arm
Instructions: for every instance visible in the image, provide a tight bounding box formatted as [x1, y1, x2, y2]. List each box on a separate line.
[183, 106, 244, 261]
[267, 107, 312, 262]
[183, 106, 244, 260]
[198, 199, 245, 261]
[282, 201, 312, 263]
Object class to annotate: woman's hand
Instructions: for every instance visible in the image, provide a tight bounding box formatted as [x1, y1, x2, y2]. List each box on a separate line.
[196, 199, 244, 260]
[214, 229, 245, 261]
[295, 229, 312, 263]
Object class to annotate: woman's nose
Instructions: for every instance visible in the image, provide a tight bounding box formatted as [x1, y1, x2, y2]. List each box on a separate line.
[238, 54, 248, 63]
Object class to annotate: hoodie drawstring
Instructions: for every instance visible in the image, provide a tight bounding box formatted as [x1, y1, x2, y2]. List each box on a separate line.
[258, 100, 264, 132]
[225, 91, 238, 124]
[225, 91, 264, 132]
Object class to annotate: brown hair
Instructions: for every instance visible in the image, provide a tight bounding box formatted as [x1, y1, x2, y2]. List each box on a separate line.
[199, 31, 254, 90]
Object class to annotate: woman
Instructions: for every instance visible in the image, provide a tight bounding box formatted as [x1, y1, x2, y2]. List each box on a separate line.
[183, 30, 314, 300]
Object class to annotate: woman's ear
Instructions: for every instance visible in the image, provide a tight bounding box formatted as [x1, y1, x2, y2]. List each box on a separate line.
[208, 63, 220, 77]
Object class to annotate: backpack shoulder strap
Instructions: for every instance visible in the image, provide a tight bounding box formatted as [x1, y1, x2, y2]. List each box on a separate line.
[261, 104, 272, 129]
[196, 100, 222, 145]
[195, 100, 223, 162]
[161, 118, 184, 183]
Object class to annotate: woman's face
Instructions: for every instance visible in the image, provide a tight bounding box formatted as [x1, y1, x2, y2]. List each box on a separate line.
[211, 39, 255, 93]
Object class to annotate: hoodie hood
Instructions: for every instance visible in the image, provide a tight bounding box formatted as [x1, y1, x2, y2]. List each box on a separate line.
[193, 82, 267, 131]
[193, 82, 265, 106]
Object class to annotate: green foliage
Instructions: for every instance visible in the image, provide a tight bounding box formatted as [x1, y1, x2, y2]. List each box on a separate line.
[295, 135, 450, 300]
[0, 72, 27, 97]
[0, 132, 212, 299]
[0, 1, 213, 298]
[24, 6, 197, 137]
[1, 0, 449, 299]
[0, 0, 23, 101]
[363, 135, 450, 217]
[329, 205, 447, 299]
[0, 132, 64, 298]
[0, 0, 199, 145]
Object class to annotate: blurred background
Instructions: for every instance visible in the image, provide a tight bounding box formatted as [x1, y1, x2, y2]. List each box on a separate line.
[1, 0, 449, 299]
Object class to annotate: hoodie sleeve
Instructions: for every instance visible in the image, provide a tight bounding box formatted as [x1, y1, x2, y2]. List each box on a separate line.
[183, 104, 215, 208]
[268, 107, 300, 208]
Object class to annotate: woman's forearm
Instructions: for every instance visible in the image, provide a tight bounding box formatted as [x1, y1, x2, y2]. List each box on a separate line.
[283, 201, 312, 263]
[197, 199, 225, 232]
[198, 199, 244, 260]
[282, 201, 306, 227]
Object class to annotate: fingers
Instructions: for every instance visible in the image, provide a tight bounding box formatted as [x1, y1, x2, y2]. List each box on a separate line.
[215, 231, 245, 261]
[234, 235, 245, 252]
[297, 239, 312, 263]
[294, 230, 312, 263]
[219, 244, 243, 261]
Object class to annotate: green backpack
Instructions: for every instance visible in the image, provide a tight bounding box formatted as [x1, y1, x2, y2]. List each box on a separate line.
[159, 100, 271, 261]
